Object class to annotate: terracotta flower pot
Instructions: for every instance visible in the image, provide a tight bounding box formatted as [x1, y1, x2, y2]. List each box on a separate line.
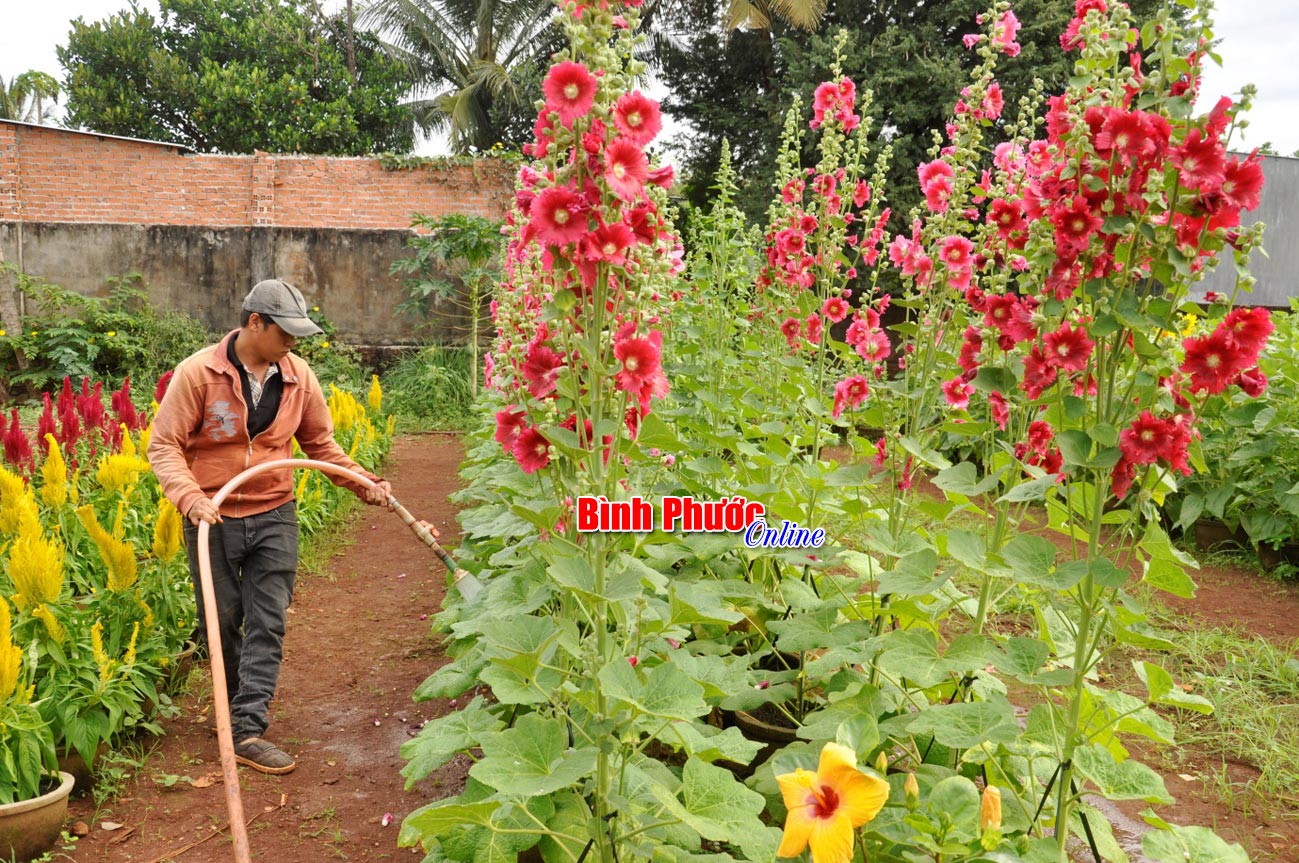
[0, 771, 75, 863]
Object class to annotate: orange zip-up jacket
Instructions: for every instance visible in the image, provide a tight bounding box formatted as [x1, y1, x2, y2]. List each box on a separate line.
[148, 330, 381, 519]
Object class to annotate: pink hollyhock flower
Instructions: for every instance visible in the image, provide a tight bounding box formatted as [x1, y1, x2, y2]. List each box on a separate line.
[991, 9, 1022, 55]
[613, 91, 662, 146]
[780, 317, 802, 349]
[982, 82, 1004, 119]
[647, 164, 675, 189]
[542, 61, 598, 125]
[988, 391, 1009, 430]
[918, 160, 955, 213]
[1173, 128, 1227, 192]
[942, 377, 972, 410]
[605, 139, 649, 200]
[614, 334, 663, 392]
[962, 33, 982, 49]
[513, 426, 551, 473]
[1181, 329, 1242, 394]
[873, 436, 887, 468]
[1043, 322, 1095, 373]
[853, 180, 871, 208]
[1220, 156, 1264, 212]
[1052, 197, 1103, 256]
[822, 296, 850, 323]
[533, 186, 588, 246]
[958, 326, 983, 373]
[939, 236, 974, 271]
[805, 314, 823, 345]
[832, 375, 870, 419]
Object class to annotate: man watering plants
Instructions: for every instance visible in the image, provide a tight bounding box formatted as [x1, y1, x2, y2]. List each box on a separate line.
[148, 279, 392, 775]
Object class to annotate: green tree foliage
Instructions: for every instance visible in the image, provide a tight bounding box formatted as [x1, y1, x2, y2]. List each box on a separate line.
[359, 0, 563, 153]
[0, 71, 60, 124]
[58, 0, 414, 154]
[657, 0, 1171, 223]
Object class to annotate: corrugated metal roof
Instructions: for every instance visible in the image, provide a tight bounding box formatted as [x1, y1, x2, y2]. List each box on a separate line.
[0, 118, 194, 154]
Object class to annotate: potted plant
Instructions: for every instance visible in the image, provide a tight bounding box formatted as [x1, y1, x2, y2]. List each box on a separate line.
[0, 599, 72, 863]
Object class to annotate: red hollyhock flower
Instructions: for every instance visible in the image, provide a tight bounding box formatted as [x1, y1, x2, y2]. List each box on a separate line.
[987, 198, 1027, 240]
[1022, 344, 1059, 399]
[1120, 410, 1174, 466]
[1094, 109, 1157, 162]
[1043, 322, 1095, 372]
[958, 326, 983, 373]
[494, 406, 527, 451]
[1220, 156, 1264, 212]
[583, 222, 636, 266]
[614, 334, 663, 392]
[522, 343, 564, 398]
[513, 426, 551, 474]
[853, 180, 871, 208]
[988, 391, 1009, 430]
[533, 186, 588, 246]
[780, 317, 802, 349]
[832, 375, 870, 419]
[613, 91, 662, 146]
[939, 236, 974, 270]
[1051, 197, 1103, 256]
[542, 61, 598, 126]
[1180, 329, 1241, 394]
[1172, 128, 1227, 192]
[1236, 366, 1268, 398]
[1220, 307, 1273, 356]
[942, 377, 972, 411]
[1111, 456, 1136, 499]
[605, 138, 649, 200]
[822, 296, 850, 323]
[805, 314, 823, 345]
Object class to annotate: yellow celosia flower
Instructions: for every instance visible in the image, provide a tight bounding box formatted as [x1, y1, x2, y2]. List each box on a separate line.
[96, 453, 151, 494]
[138, 423, 153, 455]
[40, 433, 69, 508]
[32, 604, 65, 643]
[7, 520, 64, 607]
[76, 505, 138, 591]
[120, 428, 137, 457]
[91, 620, 113, 681]
[0, 601, 23, 704]
[776, 742, 889, 863]
[124, 621, 141, 667]
[295, 471, 310, 498]
[368, 374, 383, 413]
[0, 466, 31, 536]
[152, 498, 183, 561]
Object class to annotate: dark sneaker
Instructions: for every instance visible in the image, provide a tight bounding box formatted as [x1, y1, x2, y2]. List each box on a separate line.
[234, 737, 296, 775]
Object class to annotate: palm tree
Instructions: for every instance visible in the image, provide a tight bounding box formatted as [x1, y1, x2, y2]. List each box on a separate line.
[0, 71, 60, 124]
[358, 0, 560, 154]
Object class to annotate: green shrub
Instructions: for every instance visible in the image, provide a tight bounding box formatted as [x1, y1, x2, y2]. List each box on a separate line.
[291, 306, 366, 391]
[380, 345, 476, 431]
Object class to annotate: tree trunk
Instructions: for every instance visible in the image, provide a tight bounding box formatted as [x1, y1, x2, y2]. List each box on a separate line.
[346, 0, 357, 85]
[0, 245, 31, 401]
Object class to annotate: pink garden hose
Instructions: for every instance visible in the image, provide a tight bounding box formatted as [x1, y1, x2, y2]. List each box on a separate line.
[196, 458, 477, 863]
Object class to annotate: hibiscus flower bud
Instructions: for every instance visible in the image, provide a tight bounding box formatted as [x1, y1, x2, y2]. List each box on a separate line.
[980, 785, 1003, 835]
[874, 751, 888, 774]
[904, 772, 920, 809]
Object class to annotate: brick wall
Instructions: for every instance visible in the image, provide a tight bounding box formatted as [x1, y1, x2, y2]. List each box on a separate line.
[0, 121, 513, 229]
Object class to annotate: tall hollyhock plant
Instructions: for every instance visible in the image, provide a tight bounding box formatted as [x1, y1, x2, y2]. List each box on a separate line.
[400, 3, 782, 862]
[892, 2, 1266, 859]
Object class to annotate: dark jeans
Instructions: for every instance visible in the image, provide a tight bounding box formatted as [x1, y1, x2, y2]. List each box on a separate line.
[184, 501, 299, 742]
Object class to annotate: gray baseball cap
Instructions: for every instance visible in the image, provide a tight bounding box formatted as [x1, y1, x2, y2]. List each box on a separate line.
[242, 279, 325, 337]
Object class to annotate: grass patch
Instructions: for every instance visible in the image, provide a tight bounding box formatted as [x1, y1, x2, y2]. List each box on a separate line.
[298, 496, 361, 578]
[381, 344, 477, 432]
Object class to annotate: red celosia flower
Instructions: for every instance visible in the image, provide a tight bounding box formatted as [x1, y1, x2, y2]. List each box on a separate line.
[1180, 329, 1241, 394]
[533, 186, 588, 246]
[494, 406, 527, 451]
[614, 334, 662, 392]
[513, 426, 551, 474]
[613, 91, 662, 146]
[942, 377, 972, 411]
[1043, 322, 1095, 373]
[1173, 128, 1227, 192]
[832, 375, 870, 419]
[605, 138, 649, 200]
[3, 409, 33, 471]
[822, 296, 850, 323]
[542, 61, 598, 126]
[1220, 156, 1264, 212]
[154, 370, 175, 403]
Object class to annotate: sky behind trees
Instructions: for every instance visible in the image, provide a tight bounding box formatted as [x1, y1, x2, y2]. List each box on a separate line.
[6, 0, 1299, 157]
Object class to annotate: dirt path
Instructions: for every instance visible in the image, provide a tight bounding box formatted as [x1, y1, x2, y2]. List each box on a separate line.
[67, 433, 468, 863]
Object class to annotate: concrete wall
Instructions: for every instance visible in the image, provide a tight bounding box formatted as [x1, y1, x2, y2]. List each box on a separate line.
[1191, 154, 1298, 308]
[0, 120, 514, 345]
